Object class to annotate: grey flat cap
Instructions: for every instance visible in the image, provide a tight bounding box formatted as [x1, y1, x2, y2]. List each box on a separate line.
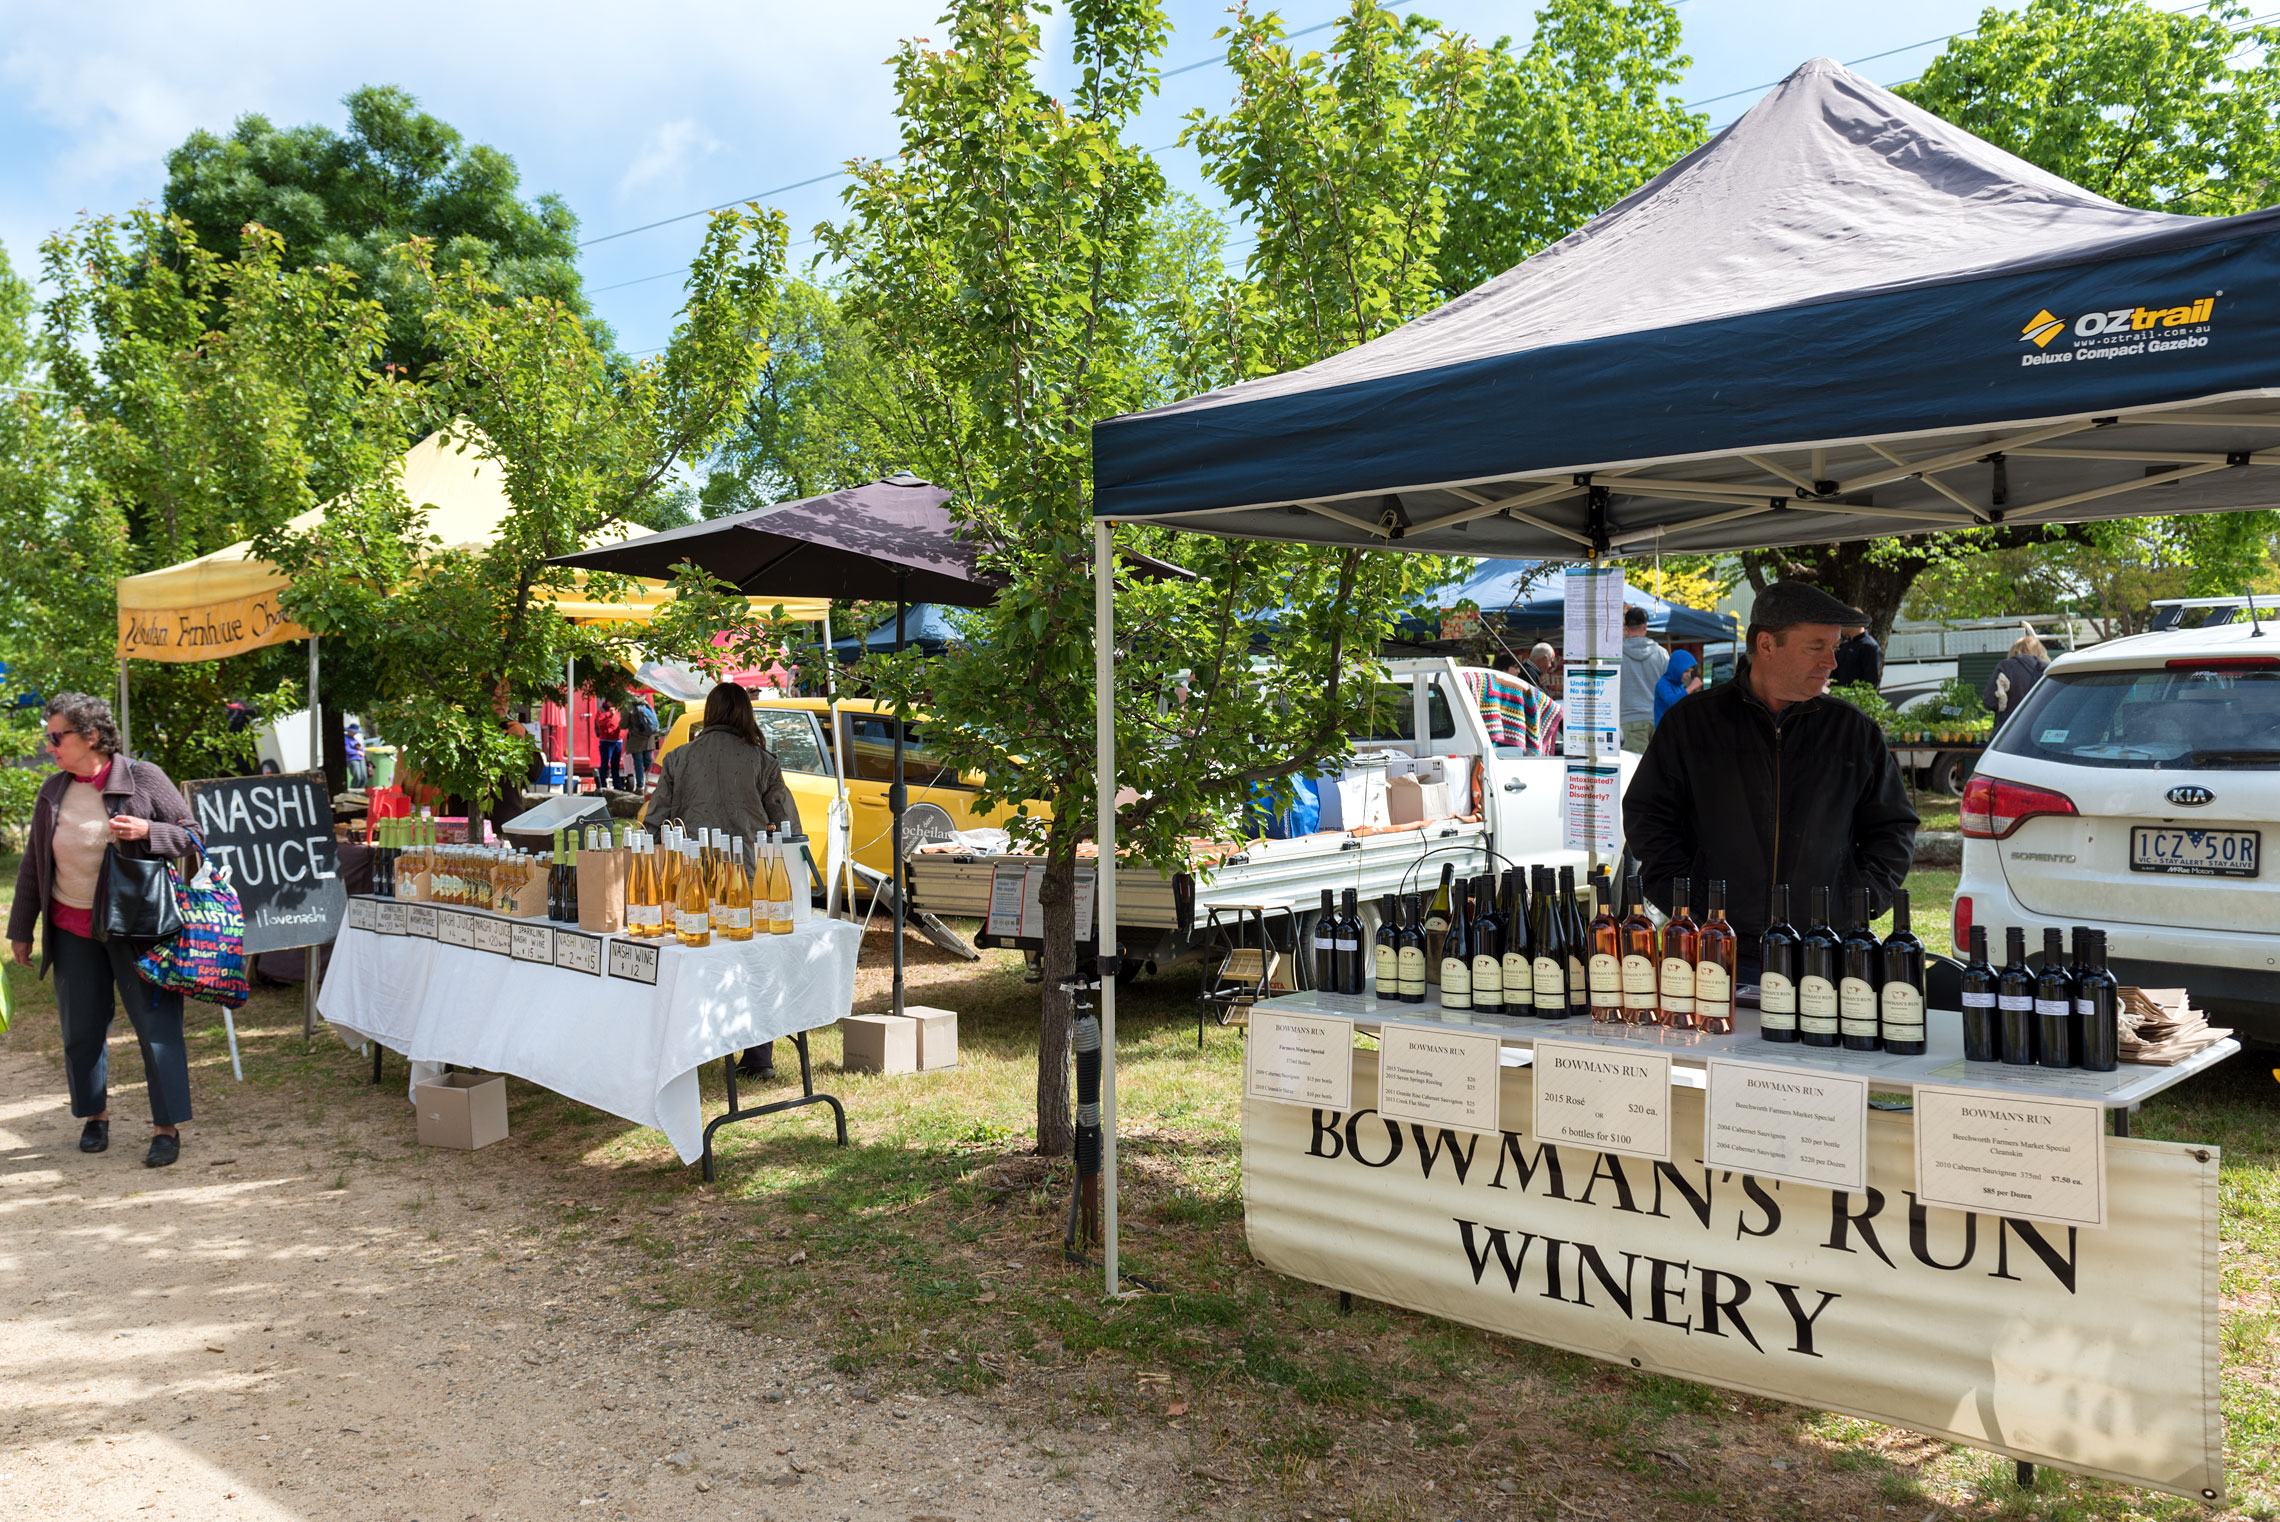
[1751, 580, 1867, 629]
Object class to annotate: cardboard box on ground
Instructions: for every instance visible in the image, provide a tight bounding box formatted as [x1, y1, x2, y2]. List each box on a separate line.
[840, 1006, 960, 1074]
[416, 1073, 510, 1149]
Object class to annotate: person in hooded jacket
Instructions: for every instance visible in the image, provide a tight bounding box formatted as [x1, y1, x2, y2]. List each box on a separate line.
[1619, 605, 1669, 752]
[1653, 648, 1701, 726]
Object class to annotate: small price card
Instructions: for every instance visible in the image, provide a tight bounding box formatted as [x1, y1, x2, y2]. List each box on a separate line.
[1913, 1085, 2107, 1229]
[608, 939, 660, 986]
[509, 923, 555, 964]
[1245, 1011, 1354, 1111]
[374, 901, 408, 937]
[437, 910, 477, 949]
[471, 917, 513, 957]
[346, 898, 379, 932]
[554, 930, 604, 976]
[1532, 1039, 1671, 1161]
[404, 905, 439, 940]
[1705, 1059, 1869, 1191]
[1376, 1022, 1502, 1135]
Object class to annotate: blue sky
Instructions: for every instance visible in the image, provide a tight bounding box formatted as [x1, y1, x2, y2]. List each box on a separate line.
[0, 0, 1999, 357]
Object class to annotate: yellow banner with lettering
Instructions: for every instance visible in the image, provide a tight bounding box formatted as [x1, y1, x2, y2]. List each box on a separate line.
[117, 591, 308, 663]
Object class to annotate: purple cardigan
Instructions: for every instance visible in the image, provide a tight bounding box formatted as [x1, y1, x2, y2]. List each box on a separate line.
[8, 756, 203, 976]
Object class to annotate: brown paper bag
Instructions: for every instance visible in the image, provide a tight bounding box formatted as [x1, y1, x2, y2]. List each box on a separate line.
[578, 848, 628, 935]
[495, 867, 550, 919]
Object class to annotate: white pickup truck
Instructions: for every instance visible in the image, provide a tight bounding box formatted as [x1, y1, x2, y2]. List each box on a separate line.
[904, 658, 1637, 982]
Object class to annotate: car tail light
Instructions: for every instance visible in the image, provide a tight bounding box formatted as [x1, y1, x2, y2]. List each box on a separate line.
[1960, 774, 2079, 839]
[1952, 894, 1972, 958]
[2167, 656, 2280, 670]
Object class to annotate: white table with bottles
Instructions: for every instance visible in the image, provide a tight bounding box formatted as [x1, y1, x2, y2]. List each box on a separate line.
[320, 824, 860, 1177]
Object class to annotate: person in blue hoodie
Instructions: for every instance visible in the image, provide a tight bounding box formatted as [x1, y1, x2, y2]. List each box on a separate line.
[1653, 648, 1700, 726]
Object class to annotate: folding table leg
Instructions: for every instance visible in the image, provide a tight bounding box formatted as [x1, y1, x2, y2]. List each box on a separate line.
[699, 1031, 850, 1182]
[224, 1010, 243, 1082]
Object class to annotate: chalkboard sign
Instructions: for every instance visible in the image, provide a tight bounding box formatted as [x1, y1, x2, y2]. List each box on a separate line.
[184, 771, 346, 954]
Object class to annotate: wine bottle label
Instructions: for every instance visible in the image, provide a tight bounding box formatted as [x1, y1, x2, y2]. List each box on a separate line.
[1567, 956, 1586, 999]
[2034, 998, 2070, 1018]
[769, 899, 794, 923]
[1759, 971, 1798, 1029]
[1660, 957, 1695, 1011]
[1695, 960, 1732, 1008]
[716, 906, 753, 931]
[1532, 956, 1564, 1003]
[675, 910, 710, 936]
[1397, 946, 1428, 990]
[1961, 991, 1996, 1008]
[1998, 994, 2033, 1012]
[2074, 998, 2096, 1016]
[1374, 945, 1398, 990]
[1621, 953, 1656, 1007]
[1313, 932, 1335, 953]
[1471, 955, 1503, 1003]
[1336, 936, 1360, 953]
[1441, 957, 1472, 1006]
[1423, 915, 1448, 934]
[1881, 981, 1926, 1037]
[1588, 952, 1620, 1004]
[626, 904, 663, 930]
[1502, 953, 1533, 1005]
[1799, 975, 1839, 1033]
[1839, 977, 1879, 1036]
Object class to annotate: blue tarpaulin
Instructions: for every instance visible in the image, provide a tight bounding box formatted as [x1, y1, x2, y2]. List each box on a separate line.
[1092, 59, 2280, 558]
[1431, 560, 1735, 642]
[829, 603, 969, 659]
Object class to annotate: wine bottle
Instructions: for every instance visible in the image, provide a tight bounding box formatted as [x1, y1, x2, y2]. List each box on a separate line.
[1661, 877, 1700, 1030]
[1879, 889, 1927, 1055]
[719, 837, 755, 941]
[1587, 874, 1622, 1021]
[1619, 873, 1659, 1025]
[1960, 925, 1999, 1062]
[1562, 867, 1593, 1019]
[1695, 879, 1736, 1035]
[1373, 894, 1400, 998]
[1395, 893, 1428, 1004]
[1313, 889, 1338, 993]
[1439, 879, 1474, 1013]
[2036, 926, 2074, 1068]
[1998, 926, 2037, 1065]
[546, 828, 564, 921]
[675, 841, 711, 946]
[1798, 886, 1841, 1047]
[1469, 874, 1505, 1014]
[1530, 867, 1569, 1019]
[1422, 863, 1456, 987]
[1337, 888, 1365, 997]
[2077, 931, 2120, 1072]
[565, 829, 582, 923]
[2067, 924, 2090, 1060]
[1499, 871, 1533, 1012]
[1759, 884, 1800, 1042]
[1839, 887, 1882, 1052]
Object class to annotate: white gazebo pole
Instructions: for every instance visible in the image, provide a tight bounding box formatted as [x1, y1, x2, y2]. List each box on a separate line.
[117, 658, 131, 757]
[817, 610, 855, 917]
[1093, 520, 1120, 1298]
[306, 636, 321, 1041]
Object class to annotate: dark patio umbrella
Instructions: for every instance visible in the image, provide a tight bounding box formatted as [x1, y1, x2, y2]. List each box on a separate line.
[552, 474, 994, 1017]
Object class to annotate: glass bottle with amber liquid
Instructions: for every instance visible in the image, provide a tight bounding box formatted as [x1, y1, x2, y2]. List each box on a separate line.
[1839, 886, 1883, 1052]
[1660, 877, 1700, 1029]
[1395, 893, 1428, 1004]
[1879, 889, 1926, 1055]
[1695, 880, 1737, 1035]
[1619, 874, 1659, 1024]
[1499, 871, 1533, 1012]
[1469, 874, 1505, 1014]
[675, 841, 712, 947]
[1587, 874, 1623, 1021]
[1759, 884, 1800, 1042]
[718, 837, 756, 941]
[1798, 886, 1842, 1047]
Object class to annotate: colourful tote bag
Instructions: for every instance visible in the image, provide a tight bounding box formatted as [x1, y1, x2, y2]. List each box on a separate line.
[136, 860, 251, 1010]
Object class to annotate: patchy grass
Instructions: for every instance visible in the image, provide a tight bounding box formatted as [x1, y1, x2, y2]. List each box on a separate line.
[3, 850, 2274, 1520]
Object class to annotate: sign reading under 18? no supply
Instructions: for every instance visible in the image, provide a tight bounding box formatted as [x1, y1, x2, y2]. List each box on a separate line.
[184, 771, 345, 954]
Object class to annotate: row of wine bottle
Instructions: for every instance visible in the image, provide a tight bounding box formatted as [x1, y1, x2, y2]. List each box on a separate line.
[1756, 884, 1927, 1055]
[1955, 924, 2120, 1072]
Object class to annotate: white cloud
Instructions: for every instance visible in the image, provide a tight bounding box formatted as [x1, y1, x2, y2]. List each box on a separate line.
[617, 118, 723, 202]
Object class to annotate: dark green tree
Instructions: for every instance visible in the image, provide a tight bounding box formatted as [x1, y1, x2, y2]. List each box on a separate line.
[163, 85, 600, 376]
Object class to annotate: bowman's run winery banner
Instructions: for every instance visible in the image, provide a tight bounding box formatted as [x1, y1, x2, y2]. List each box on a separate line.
[1245, 1053, 2224, 1501]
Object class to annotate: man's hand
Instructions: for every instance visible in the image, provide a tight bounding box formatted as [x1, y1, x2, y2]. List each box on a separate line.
[9, 940, 30, 968]
[108, 814, 151, 843]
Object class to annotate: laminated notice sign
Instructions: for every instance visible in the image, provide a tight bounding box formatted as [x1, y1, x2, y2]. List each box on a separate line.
[986, 865, 1027, 938]
[1563, 566, 1625, 661]
[1560, 664, 1620, 758]
[1375, 1022, 1501, 1135]
[1704, 1058, 1869, 1191]
[1246, 1011, 1354, 1111]
[1914, 1084, 2107, 1229]
[985, 862, 1097, 941]
[1563, 764, 1621, 854]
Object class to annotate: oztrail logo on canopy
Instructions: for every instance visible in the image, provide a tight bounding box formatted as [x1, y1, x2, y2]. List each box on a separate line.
[2017, 296, 2217, 366]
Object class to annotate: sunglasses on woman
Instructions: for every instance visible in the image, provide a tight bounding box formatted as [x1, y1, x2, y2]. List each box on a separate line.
[46, 728, 75, 745]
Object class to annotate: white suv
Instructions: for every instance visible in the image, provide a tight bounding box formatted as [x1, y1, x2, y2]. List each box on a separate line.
[1956, 619, 2280, 1043]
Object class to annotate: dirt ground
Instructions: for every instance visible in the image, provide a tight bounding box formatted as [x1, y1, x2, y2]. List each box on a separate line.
[0, 1039, 1183, 1522]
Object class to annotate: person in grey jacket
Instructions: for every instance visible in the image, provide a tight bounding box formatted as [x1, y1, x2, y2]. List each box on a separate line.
[8, 693, 205, 1167]
[1619, 605, 1669, 751]
[645, 683, 804, 1080]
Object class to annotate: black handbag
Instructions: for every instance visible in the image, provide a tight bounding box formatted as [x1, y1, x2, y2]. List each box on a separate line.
[97, 759, 185, 943]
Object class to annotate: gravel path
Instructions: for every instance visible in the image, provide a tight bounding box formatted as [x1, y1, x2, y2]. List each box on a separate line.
[0, 1042, 1179, 1522]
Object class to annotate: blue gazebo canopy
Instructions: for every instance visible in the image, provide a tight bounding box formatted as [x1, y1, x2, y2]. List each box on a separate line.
[1412, 560, 1736, 643]
[830, 603, 969, 659]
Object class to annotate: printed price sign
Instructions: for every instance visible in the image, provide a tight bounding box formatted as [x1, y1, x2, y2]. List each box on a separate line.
[608, 939, 660, 986]
[1532, 1039, 1671, 1160]
[1245, 1011, 1354, 1111]
[509, 923, 556, 964]
[345, 897, 379, 932]
[555, 930, 604, 976]
[471, 917, 513, 957]
[404, 905, 439, 940]
[1375, 1022, 1502, 1135]
[436, 910, 477, 949]
[1704, 1059, 1869, 1191]
[1914, 1085, 2107, 1229]
[374, 901, 408, 937]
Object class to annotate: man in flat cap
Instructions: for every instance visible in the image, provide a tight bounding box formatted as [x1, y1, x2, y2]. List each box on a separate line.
[1622, 581, 1916, 975]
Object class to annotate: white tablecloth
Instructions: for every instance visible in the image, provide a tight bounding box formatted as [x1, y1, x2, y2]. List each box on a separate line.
[318, 916, 860, 1162]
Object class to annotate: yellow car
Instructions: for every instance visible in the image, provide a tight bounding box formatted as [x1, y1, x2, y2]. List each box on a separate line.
[650, 695, 1037, 878]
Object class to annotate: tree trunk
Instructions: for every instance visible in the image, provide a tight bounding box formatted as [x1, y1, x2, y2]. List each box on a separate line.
[1033, 844, 1078, 1158]
[1742, 541, 1930, 648]
[321, 702, 348, 799]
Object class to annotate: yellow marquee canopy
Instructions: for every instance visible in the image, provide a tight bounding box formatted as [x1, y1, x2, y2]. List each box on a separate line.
[114, 431, 826, 663]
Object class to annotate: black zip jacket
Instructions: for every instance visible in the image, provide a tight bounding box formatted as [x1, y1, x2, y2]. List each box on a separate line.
[1622, 672, 1917, 945]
